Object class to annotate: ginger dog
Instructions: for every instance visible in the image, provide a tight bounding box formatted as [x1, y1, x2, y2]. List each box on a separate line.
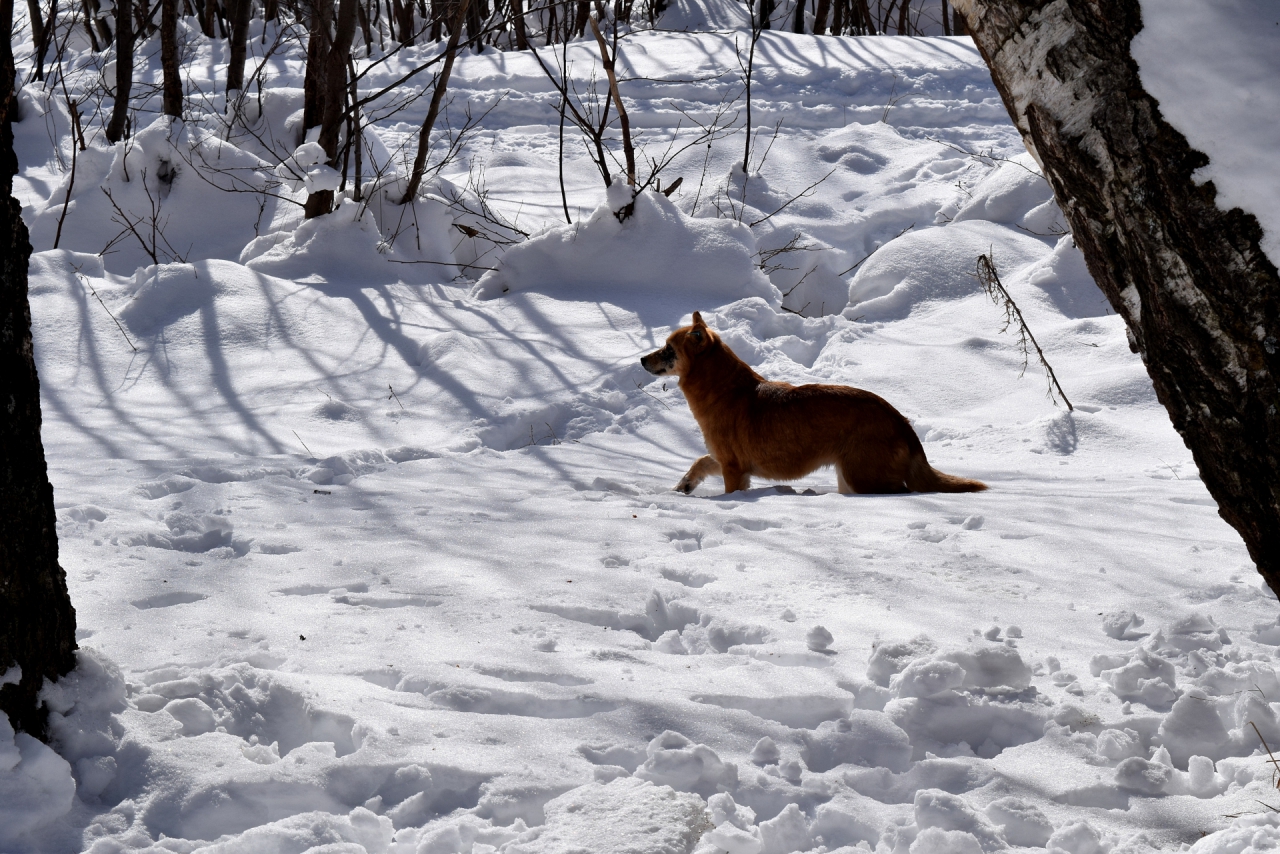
[640, 312, 987, 495]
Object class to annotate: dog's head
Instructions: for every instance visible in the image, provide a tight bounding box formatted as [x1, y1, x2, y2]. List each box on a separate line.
[640, 312, 716, 378]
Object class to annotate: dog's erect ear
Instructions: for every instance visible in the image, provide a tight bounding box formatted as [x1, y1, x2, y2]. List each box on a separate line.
[692, 311, 706, 328]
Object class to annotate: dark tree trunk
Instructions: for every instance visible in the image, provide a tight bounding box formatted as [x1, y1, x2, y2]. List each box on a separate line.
[757, 0, 772, 29]
[80, 0, 101, 49]
[199, 0, 216, 36]
[303, 0, 357, 218]
[87, 0, 113, 48]
[302, 0, 328, 136]
[428, 0, 441, 40]
[355, 0, 372, 56]
[812, 0, 829, 35]
[25, 0, 46, 56]
[855, 0, 873, 34]
[391, 0, 412, 43]
[508, 0, 526, 49]
[105, 0, 134, 142]
[0, 0, 78, 740]
[161, 0, 182, 117]
[26, 0, 56, 81]
[464, 0, 480, 47]
[226, 0, 252, 91]
[956, 0, 1280, 592]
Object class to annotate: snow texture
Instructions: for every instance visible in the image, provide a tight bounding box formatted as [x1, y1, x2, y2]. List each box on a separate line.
[3, 4, 1278, 852]
[1133, 0, 1280, 267]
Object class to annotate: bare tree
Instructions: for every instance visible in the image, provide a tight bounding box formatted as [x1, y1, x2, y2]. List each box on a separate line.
[26, 0, 58, 80]
[0, 0, 78, 740]
[226, 0, 253, 93]
[400, 0, 471, 203]
[105, 0, 135, 141]
[161, 0, 182, 118]
[303, 0, 359, 217]
[955, 0, 1280, 592]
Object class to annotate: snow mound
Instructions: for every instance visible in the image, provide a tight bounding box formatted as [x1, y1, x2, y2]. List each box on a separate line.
[657, 0, 751, 30]
[844, 221, 1046, 322]
[243, 198, 455, 284]
[1190, 814, 1280, 854]
[634, 730, 739, 797]
[0, 649, 127, 845]
[799, 709, 913, 773]
[1019, 236, 1110, 319]
[879, 641, 1046, 760]
[119, 263, 219, 334]
[948, 154, 1057, 229]
[504, 778, 707, 854]
[472, 189, 777, 319]
[25, 114, 284, 274]
[0, 717, 75, 847]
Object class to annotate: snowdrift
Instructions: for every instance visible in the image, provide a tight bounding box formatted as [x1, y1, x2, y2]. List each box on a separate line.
[6, 12, 1275, 854]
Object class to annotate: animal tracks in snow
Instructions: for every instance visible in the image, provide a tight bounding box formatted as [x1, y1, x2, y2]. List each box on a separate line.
[692, 694, 850, 730]
[360, 667, 615, 719]
[130, 591, 209, 609]
[532, 590, 771, 655]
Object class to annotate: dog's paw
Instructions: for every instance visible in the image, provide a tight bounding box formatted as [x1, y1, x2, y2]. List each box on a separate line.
[674, 478, 695, 494]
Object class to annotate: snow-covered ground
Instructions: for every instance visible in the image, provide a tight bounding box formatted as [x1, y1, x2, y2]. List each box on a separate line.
[6, 3, 1280, 851]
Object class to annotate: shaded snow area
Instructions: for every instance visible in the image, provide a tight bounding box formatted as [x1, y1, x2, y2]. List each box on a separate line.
[7, 6, 1280, 852]
[1132, 0, 1280, 268]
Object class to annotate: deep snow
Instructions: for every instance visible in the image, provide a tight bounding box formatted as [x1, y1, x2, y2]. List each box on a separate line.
[4, 2, 1280, 852]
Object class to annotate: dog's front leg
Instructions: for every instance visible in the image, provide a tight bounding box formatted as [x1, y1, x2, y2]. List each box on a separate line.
[675, 455, 721, 494]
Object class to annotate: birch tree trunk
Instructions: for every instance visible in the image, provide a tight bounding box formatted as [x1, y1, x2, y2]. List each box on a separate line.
[0, 0, 78, 739]
[954, 0, 1280, 593]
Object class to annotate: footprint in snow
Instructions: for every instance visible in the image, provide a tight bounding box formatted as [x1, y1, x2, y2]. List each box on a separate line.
[660, 567, 715, 588]
[131, 591, 208, 609]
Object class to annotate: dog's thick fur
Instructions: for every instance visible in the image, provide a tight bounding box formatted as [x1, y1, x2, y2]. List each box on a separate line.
[641, 312, 987, 495]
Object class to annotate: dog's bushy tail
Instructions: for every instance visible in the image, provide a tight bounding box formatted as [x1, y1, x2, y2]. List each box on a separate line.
[906, 454, 987, 493]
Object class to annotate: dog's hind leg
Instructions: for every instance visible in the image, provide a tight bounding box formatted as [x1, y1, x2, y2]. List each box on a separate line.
[837, 460, 907, 495]
[721, 462, 750, 494]
[676, 455, 721, 494]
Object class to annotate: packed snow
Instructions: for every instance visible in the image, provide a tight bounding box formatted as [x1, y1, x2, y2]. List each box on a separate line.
[5, 1, 1280, 851]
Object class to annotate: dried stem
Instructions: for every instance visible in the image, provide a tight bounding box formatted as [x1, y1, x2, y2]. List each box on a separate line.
[975, 253, 1072, 411]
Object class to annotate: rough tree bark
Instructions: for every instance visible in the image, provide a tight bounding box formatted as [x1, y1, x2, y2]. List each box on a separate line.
[0, 0, 78, 739]
[105, 0, 134, 141]
[954, 0, 1280, 592]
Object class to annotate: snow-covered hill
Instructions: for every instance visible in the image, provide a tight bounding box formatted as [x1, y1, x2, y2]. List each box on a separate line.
[5, 9, 1280, 853]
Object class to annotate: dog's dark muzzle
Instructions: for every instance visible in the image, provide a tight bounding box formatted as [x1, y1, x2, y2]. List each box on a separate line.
[641, 346, 675, 376]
